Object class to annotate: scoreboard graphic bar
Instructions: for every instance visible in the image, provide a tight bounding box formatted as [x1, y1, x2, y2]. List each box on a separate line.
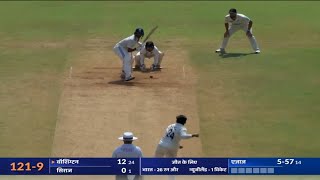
[0, 158, 319, 175]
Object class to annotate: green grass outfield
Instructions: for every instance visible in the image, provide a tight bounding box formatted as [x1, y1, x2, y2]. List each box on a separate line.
[0, 1, 319, 157]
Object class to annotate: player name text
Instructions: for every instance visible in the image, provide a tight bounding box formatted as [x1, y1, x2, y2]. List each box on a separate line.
[55, 159, 80, 165]
[56, 167, 73, 173]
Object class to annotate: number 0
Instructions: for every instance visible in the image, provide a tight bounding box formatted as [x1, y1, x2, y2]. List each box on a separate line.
[121, 168, 126, 173]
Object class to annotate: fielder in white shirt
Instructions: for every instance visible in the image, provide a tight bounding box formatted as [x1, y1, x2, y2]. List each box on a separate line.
[155, 115, 199, 158]
[216, 8, 260, 54]
[112, 132, 143, 180]
[113, 28, 144, 82]
[133, 41, 164, 71]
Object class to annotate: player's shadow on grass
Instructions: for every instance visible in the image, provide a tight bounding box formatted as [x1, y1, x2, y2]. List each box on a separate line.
[220, 52, 255, 58]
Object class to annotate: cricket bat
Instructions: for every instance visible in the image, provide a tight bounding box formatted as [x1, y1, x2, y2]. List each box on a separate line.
[143, 26, 158, 43]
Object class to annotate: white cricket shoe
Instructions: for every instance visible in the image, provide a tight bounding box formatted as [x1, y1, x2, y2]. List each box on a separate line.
[215, 48, 226, 54]
[255, 50, 261, 54]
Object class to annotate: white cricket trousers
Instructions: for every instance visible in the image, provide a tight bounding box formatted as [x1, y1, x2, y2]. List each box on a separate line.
[113, 45, 133, 79]
[134, 51, 164, 66]
[220, 25, 260, 51]
[155, 144, 177, 180]
[155, 144, 178, 157]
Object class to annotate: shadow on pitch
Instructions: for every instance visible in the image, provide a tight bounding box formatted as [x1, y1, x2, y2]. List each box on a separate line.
[107, 80, 148, 87]
[107, 80, 137, 86]
[219, 52, 255, 58]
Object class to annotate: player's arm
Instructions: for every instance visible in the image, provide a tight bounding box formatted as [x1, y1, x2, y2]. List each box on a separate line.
[180, 128, 199, 139]
[192, 134, 200, 137]
[140, 52, 146, 65]
[224, 23, 229, 32]
[246, 20, 253, 37]
[112, 150, 117, 158]
[247, 20, 253, 31]
[224, 23, 229, 37]
[153, 47, 160, 63]
[136, 146, 143, 157]
[128, 47, 136, 52]
[224, 16, 229, 37]
[136, 42, 143, 51]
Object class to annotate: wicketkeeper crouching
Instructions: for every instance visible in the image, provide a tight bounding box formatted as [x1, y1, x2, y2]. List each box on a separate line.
[133, 41, 164, 71]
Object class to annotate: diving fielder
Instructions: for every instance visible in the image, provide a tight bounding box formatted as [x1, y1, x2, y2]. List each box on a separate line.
[113, 28, 144, 81]
[133, 41, 164, 71]
[216, 8, 261, 54]
[155, 115, 199, 158]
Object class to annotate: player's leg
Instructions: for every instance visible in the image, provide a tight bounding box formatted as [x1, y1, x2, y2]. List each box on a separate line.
[152, 52, 164, 70]
[130, 52, 136, 72]
[135, 52, 148, 71]
[133, 52, 141, 69]
[245, 28, 260, 53]
[154, 145, 166, 157]
[139, 55, 147, 72]
[133, 175, 143, 180]
[166, 148, 178, 180]
[166, 148, 178, 158]
[113, 46, 124, 59]
[158, 52, 164, 68]
[216, 26, 239, 53]
[113, 46, 126, 79]
[123, 53, 135, 81]
[115, 175, 128, 180]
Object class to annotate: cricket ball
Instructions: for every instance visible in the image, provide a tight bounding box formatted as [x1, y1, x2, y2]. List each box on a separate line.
[150, 75, 153, 78]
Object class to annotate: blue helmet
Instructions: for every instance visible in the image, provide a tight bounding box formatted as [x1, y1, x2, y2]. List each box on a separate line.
[134, 28, 144, 37]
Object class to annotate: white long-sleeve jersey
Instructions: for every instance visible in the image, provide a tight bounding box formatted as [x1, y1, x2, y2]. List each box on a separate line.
[140, 45, 161, 58]
[225, 13, 251, 27]
[115, 35, 141, 50]
[158, 123, 193, 150]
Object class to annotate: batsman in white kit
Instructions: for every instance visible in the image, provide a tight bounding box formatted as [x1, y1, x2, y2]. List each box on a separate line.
[155, 115, 199, 158]
[112, 132, 143, 180]
[216, 8, 261, 54]
[113, 28, 144, 81]
[133, 41, 164, 71]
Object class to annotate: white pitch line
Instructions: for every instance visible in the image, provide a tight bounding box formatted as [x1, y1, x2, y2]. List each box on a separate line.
[69, 66, 73, 79]
[182, 65, 186, 79]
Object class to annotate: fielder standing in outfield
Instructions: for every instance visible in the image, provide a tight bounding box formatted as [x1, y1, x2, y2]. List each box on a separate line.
[155, 115, 199, 158]
[216, 8, 261, 54]
[112, 132, 143, 180]
[133, 41, 164, 71]
[113, 28, 144, 81]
